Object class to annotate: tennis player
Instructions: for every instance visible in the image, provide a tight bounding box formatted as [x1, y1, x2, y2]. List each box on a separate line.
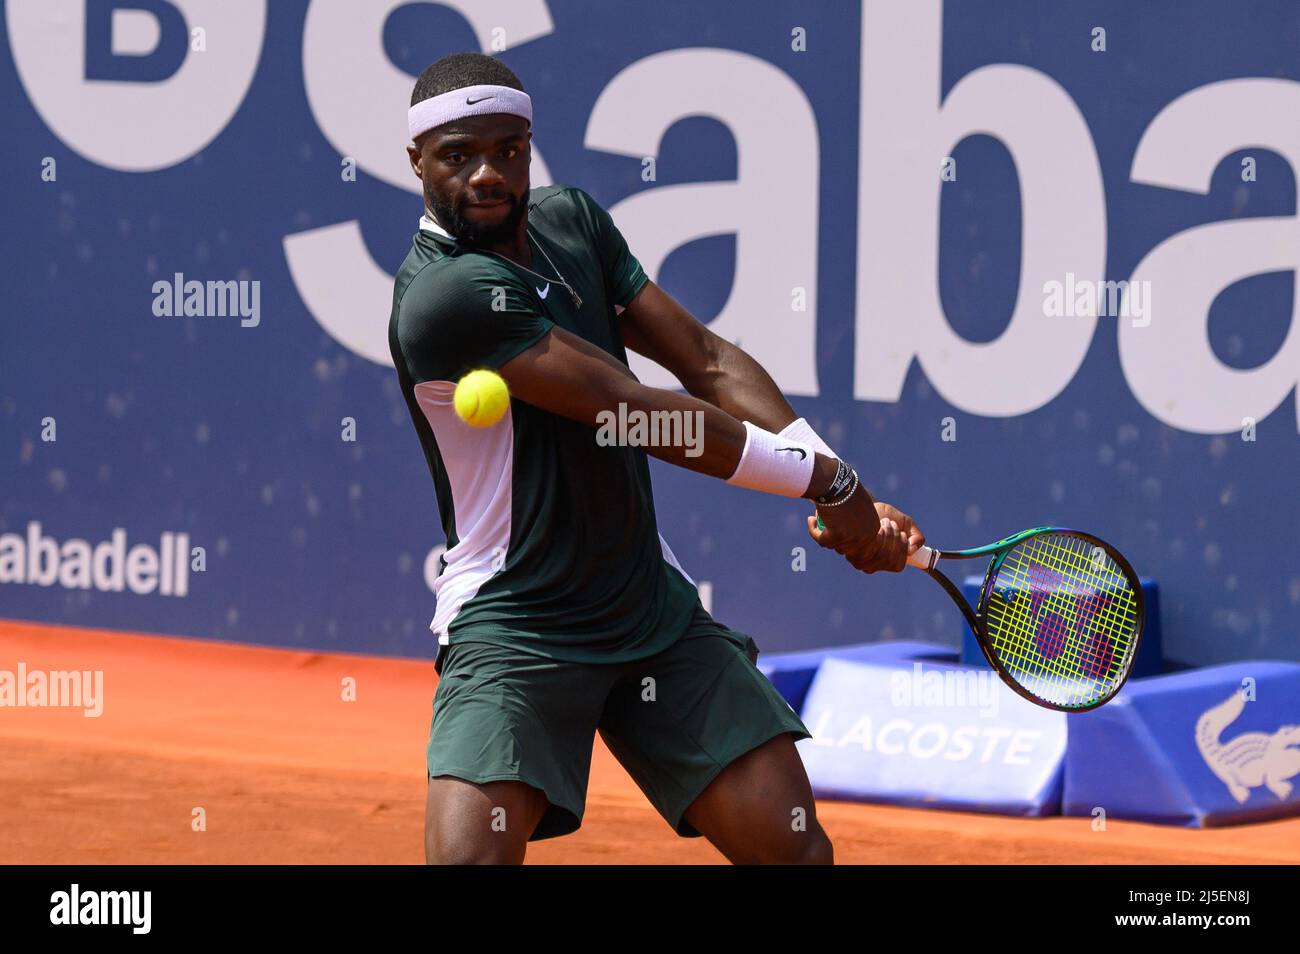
[389, 52, 925, 864]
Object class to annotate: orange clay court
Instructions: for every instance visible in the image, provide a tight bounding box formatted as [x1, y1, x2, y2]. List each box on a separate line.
[2, 618, 1298, 865]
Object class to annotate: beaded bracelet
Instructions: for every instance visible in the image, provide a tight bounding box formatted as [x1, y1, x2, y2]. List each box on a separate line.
[815, 463, 859, 507]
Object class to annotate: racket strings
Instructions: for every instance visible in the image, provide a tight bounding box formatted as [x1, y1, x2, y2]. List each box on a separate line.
[982, 533, 1139, 708]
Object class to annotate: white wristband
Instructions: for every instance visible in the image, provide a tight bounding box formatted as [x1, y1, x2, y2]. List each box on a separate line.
[778, 417, 837, 460]
[726, 421, 816, 497]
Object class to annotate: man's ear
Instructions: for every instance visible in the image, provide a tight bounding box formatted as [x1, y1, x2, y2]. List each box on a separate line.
[407, 143, 422, 179]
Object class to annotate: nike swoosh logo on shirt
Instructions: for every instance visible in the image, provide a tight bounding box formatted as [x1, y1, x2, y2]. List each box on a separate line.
[466, 94, 495, 104]
[536, 284, 550, 299]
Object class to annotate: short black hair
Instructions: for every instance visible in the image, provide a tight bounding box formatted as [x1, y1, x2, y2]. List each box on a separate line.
[410, 52, 525, 106]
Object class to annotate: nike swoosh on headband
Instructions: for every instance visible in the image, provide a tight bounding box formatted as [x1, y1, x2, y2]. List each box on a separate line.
[466, 94, 495, 104]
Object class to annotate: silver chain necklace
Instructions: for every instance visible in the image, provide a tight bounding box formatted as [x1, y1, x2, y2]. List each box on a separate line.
[485, 228, 582, 309]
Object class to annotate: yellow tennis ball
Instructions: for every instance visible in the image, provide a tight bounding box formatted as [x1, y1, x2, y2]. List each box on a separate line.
[453, 369, 510, 427]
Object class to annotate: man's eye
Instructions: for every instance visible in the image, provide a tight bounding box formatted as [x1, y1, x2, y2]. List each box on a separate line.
[443, 154, 464, 164]
[501, 147, 518, 159]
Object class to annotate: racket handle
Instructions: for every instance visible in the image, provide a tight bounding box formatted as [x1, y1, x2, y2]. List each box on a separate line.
[907, 545, 938, 570]
[813, 516, 938, 570]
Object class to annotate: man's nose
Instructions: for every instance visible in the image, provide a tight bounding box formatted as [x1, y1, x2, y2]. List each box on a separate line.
[468, 158, 506, 187]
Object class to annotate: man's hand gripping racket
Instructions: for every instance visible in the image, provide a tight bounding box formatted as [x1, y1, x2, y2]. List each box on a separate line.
[809, 501, 922, 574]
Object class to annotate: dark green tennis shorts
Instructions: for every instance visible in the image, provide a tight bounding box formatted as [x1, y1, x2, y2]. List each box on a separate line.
[426, 620, 810, 841]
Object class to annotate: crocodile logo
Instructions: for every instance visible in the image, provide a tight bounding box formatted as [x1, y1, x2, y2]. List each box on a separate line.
[1195, 689, 1300, 804]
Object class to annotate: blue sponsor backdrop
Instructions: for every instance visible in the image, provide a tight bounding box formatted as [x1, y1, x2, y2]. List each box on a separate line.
[1, 1, 1297, 662]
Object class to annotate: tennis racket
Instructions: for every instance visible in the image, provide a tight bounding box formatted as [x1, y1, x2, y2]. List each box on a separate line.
[816, 519, 1144, 711]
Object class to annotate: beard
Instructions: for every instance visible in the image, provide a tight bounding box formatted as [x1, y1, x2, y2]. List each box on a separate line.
[425, 184, 527, 248]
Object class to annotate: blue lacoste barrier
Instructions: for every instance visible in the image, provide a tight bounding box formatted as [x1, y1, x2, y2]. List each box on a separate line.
[959, 576, 1165, 678]
[766, 644, 1299, 824]
[1062, 662, 1300, 827]
[795, 657, 1067, 816]
[759, 641, 957, 712]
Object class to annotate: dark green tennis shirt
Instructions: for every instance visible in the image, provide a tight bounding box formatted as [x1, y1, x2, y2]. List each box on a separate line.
[388, 185, 703, 664]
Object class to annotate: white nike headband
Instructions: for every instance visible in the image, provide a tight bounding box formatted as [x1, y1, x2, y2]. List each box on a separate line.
[408, 84, 533, 141]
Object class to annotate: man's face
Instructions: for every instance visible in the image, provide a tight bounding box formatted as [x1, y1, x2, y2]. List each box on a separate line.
[408, 113, 531, 247]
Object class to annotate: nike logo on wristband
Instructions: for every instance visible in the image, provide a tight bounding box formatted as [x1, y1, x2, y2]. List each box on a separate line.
[776, 447, 807, 460]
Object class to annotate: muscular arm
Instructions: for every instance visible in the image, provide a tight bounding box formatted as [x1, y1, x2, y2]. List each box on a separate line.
[498, 323, 838, 496]
[618, 280, 798, 432]
[616, 279, 923, 571]
[500, 324, 911, 574]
